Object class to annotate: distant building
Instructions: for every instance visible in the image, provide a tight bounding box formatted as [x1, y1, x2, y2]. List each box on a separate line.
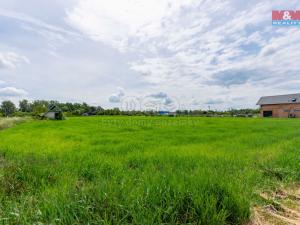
[257, 93, 300, 118]
[158, 111, 176, 117]
[44, 105, 64, 120]
[158, 111, 170, 116]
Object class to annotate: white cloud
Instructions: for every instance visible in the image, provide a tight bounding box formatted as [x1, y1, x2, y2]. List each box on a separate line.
[139, 92, 180, 111]
[149, 92, 168, 99]
[0, 52, 29, 69]
[205, 99, 225, 105]
[0, 8, 80, 38]
[109, 90, 180, 111]
[0, 8, 83, 57]
[66, 0, 195, 51]
[108, 87, 125, 103]
[0, 87, 27, 97]
[148, 92, 175, 106]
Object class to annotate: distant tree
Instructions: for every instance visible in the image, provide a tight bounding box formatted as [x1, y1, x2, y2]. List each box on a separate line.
[0, 101, 16, 117]
[96, 106, 104, 115]
[19, 99, 32, 112]
[59, 102, 74, 113]
[32, 104, 48, 116]
[32, 100, 49, 109]
[82, 102, 90, 113]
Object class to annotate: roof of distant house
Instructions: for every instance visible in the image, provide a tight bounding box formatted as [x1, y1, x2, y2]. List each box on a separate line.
[47, 105, 62, 112]
[257, 93, 300, 105]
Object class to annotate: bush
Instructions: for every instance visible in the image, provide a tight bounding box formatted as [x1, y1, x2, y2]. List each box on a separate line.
[13, 111, 31, 117]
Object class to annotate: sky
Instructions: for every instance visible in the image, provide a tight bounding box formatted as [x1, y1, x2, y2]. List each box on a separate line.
[0, 0, 300, 111]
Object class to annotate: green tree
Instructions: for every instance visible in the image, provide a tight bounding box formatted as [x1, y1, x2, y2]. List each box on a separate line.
[0, 101, 16, 117]
[32, 100, 49, 109]
[19, 99, 32, 112]
[32, 104, 48, 116]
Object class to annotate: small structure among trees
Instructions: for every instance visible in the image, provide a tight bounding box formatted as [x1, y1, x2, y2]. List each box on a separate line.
[43, 105, 64, 120]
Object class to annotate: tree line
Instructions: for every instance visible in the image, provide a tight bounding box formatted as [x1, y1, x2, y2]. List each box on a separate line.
[175, 109, 260, 117]
[0, 100, 104, 117]
[0, 99, 259, 117]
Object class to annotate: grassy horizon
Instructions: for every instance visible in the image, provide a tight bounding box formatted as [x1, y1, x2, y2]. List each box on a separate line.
[0, 117, 299, 224]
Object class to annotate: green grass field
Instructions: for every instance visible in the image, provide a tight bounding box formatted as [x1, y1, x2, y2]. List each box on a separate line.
[0, 117, 299, 225]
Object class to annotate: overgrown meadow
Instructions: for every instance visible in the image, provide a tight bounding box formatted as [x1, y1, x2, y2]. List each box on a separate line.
[0, 117, 299, 225]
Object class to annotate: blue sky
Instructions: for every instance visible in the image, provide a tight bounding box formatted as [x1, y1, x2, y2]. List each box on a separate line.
[0, 0, 300, 110]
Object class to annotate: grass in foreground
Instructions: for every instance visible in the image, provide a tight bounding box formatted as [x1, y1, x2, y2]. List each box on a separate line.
[0, 117, 299, 225]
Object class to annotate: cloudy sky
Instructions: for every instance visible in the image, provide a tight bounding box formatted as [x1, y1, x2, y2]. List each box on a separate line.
[0, 0, 300, 110]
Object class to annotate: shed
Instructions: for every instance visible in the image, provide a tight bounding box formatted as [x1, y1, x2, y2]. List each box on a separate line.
[44, 105, 64, 120]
